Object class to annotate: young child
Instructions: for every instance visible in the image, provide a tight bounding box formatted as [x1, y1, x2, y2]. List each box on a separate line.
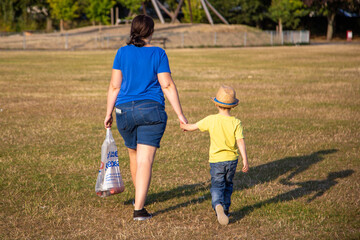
[180, 85, 249, 225]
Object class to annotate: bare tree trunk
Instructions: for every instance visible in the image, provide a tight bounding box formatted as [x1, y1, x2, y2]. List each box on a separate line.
[116, 7, 119, 25]
[111, 7, 114, 25]
[326, 12, 335, 41]
[127, 11, 132, 24]
[142, 2, 147, 15]
[187, 0, 193, 23]
[171, 0, 184, 23]
[60, 19, 64, 32]
[278, 18, 283, 36]
[46, 17, 52, 32]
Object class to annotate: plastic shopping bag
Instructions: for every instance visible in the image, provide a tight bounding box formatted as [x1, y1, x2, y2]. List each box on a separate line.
[95, 128, 125, 197]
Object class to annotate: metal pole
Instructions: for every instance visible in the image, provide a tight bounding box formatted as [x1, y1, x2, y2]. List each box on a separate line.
[307, 30, 310, 43]
[187, 0, 193, 23]
[204, 0, 229, 25]
[181, 32, 184, 48]
[151, 0, 165, 24]
[156, 0, 176, 20]
[171, 0, 184, 23]
[244, 32, 247, 47]
[200, 0, 213, 25]
[23, 32, 26, 49]
[107, 33, 109, 48]
[65, 33, 68, 49]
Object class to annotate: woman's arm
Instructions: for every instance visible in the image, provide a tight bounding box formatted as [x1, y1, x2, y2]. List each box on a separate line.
[104, 69, 123, 128]
[158, 72, 187, 124]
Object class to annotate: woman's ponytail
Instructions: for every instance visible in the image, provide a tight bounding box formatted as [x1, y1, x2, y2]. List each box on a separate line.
[128, 33, 146, 47]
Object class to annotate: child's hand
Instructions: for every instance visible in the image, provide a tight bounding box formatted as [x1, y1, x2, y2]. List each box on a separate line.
[180, 123, 187, 131]
[242, 163, 249, 173]
[180, 123, 198, 132]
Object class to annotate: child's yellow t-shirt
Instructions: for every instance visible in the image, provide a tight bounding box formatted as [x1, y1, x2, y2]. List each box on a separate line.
[196, 114, 244, 163]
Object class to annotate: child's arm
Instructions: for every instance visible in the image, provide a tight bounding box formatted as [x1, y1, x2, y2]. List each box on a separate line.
[180, 123, 199, 132]
[236, 138, 249, 173]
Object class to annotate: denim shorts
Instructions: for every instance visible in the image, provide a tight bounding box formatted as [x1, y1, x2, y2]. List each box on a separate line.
[115, 100, 167, 149]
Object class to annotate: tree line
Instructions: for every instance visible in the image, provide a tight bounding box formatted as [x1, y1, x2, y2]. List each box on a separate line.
[0, 0, 359, 40]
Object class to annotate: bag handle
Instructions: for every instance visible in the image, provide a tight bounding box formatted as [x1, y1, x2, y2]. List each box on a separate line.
[106, 128, 114, 142]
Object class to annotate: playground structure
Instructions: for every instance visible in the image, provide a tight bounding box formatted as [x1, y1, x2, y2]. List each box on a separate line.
[150, 0, 229, 25]
[110, 0, 229, 26]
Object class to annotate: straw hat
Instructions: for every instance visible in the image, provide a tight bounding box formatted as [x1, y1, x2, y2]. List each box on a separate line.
[211, 85, 239, 108]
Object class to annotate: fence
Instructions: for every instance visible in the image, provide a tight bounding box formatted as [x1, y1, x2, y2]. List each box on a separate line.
[0, 30, 310, 50]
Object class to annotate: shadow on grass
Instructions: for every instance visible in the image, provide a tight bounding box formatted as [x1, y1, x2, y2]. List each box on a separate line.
[231, 169, 354, 223]
[144, 149, 346, 217]
[233, 149, 339, 191]
[123, 182, 211, 206]
[152, 192, 212, 217]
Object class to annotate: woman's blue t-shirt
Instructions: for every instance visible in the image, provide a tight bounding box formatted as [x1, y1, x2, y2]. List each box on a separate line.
[112, 45, 171, 106]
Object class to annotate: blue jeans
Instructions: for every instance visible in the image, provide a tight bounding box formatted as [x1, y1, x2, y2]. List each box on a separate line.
[210, 160, 238, 211]
[115, 100, 167, 149]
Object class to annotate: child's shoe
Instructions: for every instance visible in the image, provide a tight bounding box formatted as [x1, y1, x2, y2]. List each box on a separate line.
[215, 204, 229, 225]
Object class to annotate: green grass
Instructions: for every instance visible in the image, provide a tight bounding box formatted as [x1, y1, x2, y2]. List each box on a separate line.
[0, 45, 359, 239]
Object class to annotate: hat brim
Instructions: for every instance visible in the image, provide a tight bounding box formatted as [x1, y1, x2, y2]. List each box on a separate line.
[211, 97, 239, 108]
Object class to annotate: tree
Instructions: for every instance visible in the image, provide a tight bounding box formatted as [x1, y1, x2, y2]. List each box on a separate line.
[86, 0, 115, 29]
[118, 0, 143, 15]
[0, 0, 16, 31]
[227, 0, 271, 27]
[269, 0, 309, 35]
[182, 0, 205, 23]
[303, 0, 360, 40]
[185, 0, 270, 27]
[47, 0, 79, 32]
[0, 0, 37, 32]
[27, 0, 53, 32]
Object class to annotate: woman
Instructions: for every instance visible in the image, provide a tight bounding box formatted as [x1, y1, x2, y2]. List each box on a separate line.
[104, 15, 187, 221]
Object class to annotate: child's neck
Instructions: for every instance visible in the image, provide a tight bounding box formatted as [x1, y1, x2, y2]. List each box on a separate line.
[217, 107, 231, 117]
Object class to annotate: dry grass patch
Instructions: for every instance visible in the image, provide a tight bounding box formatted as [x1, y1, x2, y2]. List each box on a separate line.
[1, 45, 359, 239]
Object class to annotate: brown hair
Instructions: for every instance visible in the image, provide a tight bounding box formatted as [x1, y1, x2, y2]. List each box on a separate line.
[127, 15, 154, 47]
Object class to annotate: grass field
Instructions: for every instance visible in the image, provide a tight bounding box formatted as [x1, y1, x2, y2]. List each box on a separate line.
[0, 45, 359, 239]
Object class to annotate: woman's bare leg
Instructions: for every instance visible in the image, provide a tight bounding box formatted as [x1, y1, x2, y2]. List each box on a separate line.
[134, 144, 157, 210]
[127, 148, 137, 188]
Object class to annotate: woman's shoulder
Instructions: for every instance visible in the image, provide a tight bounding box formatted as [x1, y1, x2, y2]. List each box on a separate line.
[146, 45, 166, 52]
[121, 45, 165, 52]
[115, 45, 128, 54]
[119, 45, 133, 51]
